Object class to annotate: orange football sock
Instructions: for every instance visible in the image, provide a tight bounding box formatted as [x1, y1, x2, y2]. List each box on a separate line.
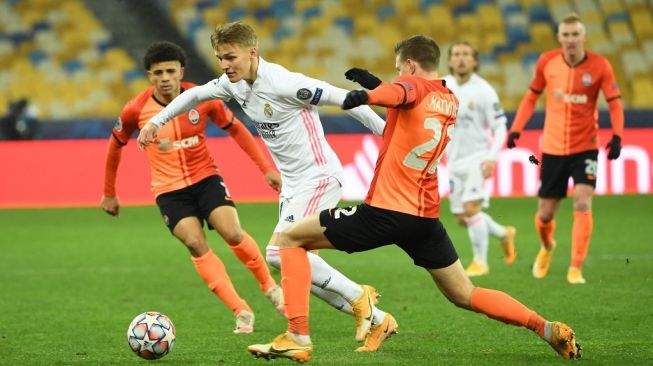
[192, 249, 251, 316]
[280, 247, 311, 335]
[470, 287, 546, 336]
[571, 211, 593, 268]
[535, 214, 556, 250]
[228, 232, 277, 292]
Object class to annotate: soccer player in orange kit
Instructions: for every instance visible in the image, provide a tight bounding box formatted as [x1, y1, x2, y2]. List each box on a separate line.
[101, 41, 284, 333]
[507, 14, 624, 284]
[247, 35, 581, 362]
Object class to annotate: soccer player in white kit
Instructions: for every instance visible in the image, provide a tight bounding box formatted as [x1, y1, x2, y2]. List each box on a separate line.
[443, 41, 517, 277]
[137, 22, 393, 349]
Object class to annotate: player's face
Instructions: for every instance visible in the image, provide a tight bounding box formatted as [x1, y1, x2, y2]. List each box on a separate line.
[448, 44, 477, 76]
[557, 22, 586, 58]
[147, 61, 184, 101]
[214, 43, 257, 82]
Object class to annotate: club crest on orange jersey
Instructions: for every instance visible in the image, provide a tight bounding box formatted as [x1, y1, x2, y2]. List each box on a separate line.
[188, 109, 200, 125]
[582, 72, 592, 86]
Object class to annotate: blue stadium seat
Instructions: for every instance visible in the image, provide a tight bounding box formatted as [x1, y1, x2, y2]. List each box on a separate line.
[28, 49, 48, 66]
[333, 17, 353, 36]
[528, 4, 551, 23]
[376, 5, 396, 22]
[228, 7, 247, 22]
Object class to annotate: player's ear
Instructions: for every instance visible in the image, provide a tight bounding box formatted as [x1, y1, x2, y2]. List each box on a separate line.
[249, 46, 258, 59]
[179, 67, 185, 79]
[146, 70, 155, 84]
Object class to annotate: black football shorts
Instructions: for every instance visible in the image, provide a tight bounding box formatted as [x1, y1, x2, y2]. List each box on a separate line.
[155, 175, 235, 232]
[319, 203, 459, 269]
[539, 150, 598, 198]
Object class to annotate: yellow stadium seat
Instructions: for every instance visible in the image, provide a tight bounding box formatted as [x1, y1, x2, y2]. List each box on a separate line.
[481, 32, 507, 54]
[630, 12, 653, 42]
[478, 4, 504, 33]
[530, 22, 554, 43]
[457, 13, 481, 35]
[608, 21, 636, 49]
[630, 76, 653, 108]
[598, 0, 625, 16]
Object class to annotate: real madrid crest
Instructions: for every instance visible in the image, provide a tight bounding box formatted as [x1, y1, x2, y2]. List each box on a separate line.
[188, 109, 200, 125]
[264, 103, 273, 118]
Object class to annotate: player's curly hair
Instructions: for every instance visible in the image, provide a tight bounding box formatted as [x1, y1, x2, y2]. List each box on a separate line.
[143, 41, 187, 70]
[394, 35, 440, 72]
[211, 21, 258, 49]
[447, 41, 480, 73]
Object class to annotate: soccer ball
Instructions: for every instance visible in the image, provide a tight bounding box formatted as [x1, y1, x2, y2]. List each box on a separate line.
[127, 312, 176, 360]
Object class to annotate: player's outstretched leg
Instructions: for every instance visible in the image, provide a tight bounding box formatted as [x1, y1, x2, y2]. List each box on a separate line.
[469, 287, 581, 360]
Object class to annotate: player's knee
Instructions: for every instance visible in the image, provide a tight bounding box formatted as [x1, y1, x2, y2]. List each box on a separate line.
[573, 201, 591, 212]
[265, 245, 280, 269]
[277, 229, 303, 249]
[182, 236, 208, 257]
[220, 227, 244, 245]
[446, 289, 472, 309]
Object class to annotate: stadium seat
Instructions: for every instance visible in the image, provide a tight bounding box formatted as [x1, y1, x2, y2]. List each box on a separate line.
[630, 76, 653, 108]
[621, 49, 650, 79]
[608, 21, 637, 49]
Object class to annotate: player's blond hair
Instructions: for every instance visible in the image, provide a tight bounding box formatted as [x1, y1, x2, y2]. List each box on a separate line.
[210, 21, 258, 49]
[394, 35, 440, 71]
[558, 13, 585, 34]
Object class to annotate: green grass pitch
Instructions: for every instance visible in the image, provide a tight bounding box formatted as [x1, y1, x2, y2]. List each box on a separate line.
[1, 195, 652, 365]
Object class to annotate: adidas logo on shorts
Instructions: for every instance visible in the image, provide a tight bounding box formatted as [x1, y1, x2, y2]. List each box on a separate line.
[284, 215, 295, 223]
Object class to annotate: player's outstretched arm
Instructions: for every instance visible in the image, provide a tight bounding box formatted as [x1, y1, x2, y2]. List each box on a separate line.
[321, 85, 385, 136]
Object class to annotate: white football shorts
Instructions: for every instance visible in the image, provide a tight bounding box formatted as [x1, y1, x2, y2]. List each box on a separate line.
[273, 176, 342, 233]
[448, 164, 490, 215]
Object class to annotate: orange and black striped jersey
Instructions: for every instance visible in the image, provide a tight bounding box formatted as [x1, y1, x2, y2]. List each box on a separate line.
[111, 82, 267, 197]
[364, 76, 458, 218]
[512, 49, 623, 155]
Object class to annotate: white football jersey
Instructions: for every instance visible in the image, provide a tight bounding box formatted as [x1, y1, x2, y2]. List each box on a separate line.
[150, 57, 385, 194]
[443, 73, 507, 169]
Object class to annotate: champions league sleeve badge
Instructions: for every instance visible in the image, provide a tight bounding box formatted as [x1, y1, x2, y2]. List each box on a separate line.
[296, 88, 313, 100]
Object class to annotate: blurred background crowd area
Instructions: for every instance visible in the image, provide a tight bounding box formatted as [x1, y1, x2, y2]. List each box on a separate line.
[1, 0, 652, 124]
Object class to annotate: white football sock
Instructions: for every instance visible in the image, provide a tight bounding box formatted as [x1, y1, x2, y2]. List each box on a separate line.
[266, 245, 363, 305]
[480, 212, 507, 239]
[465, 212, 489, 266]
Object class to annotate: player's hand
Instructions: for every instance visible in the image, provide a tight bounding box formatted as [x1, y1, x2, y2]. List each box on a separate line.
[101, 195, 120, 217]
[606, 135, 622, 160]
[342, 90, 369, 110]
[344, 68, 382, 90]
[137, 122, 159, 150]
[506, 131, 520, 148]
[264, 170, 282, 192]
[481, 160, 496, 179]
